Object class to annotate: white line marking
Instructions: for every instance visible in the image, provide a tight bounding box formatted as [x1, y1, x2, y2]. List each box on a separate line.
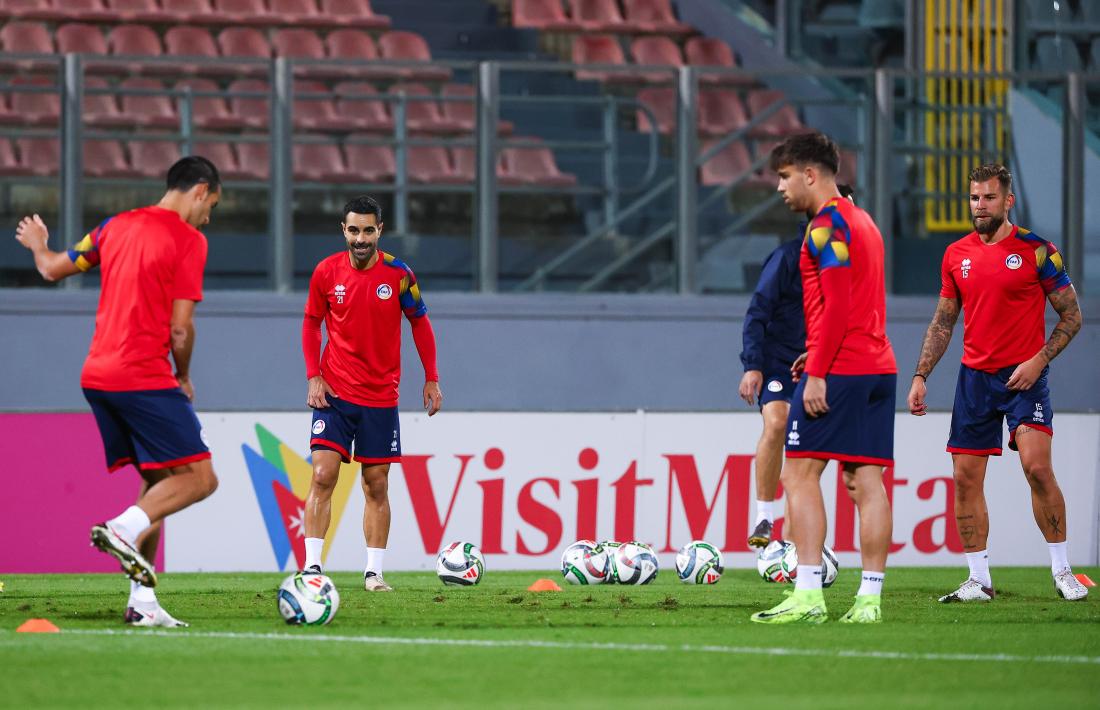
[37, 629, 1100, 665]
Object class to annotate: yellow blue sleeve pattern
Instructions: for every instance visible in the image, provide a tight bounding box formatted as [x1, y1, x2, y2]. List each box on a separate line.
[804, 201, 851, 271]
[66, 216, 113, 272]
[1018, 229, 1071, 294]
[384, 253, 428, 318]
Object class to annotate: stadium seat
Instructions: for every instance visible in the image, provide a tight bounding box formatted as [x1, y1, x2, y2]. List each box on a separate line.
[621, 0, 693, 35]
[293, 140, 349, 181]
[378, 31, 452, 82]
[501, 139, 577, 187]
[684, 37, 750, 85]
[269, 0, 330, 28]
[319, 0, 391, 29]
[161, 0, 221, 24]
[634, 86, 674, 133]
[272, 28, 337, 77]
[630, 36, 683, 83]
[513, 0, 581, 31]
[325, 28, 392, 78]
[176, 78, 236, 129]
[16, 136, 60, 176]
[164, 26, 225, 75]
[293, 80, 358, 132]
[0, 138, 31, 176]
[218, 27, 272, 60]
[212, 0, 277, 25]
[83, 77, 131, 128]
[440, 83, 514, 135]
[451, 146, 509, 182]
[192, 141, 248, 180]
[0, 0, 68, 23]
[746, 89, 803, 137]
[0, 20, 54, 54]
[60, 0, 115, 22]
[572, 34, 635, 83]
[128, 139, 182, 178]
[235, 140, 270, 179]
[106, 24, 164, 66]
[224, 78, 270, 130]
[568, 0, 626, 32]
[83, 139, 134, 178]
[699, 139, 766, 187]
[389, 83, 459, 134]
[407, 145, 465, 184]
[120, 77, 178, 129]
[0, 89, 18, 125]
[698, 89, 749, 137]
[56, 23, 109, 56]
[10, 76, 59, 127]
[1033, 36, 1083, 73]
[342, 136, 396, 182]
[105, 0, 164, 24]
[333, 81, 393, 132]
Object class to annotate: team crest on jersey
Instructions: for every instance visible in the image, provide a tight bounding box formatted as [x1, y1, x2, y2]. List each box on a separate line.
[312, 420, 325, 435]
[376, 284, 393, 300]
[961, 258, 972, 279]
[335, 284, 346, 304]
[1005, 254, 1022, 270]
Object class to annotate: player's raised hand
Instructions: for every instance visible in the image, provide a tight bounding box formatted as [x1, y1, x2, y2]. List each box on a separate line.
[15, 214, 49, 252]
[423, 380, 442, 416]
[907, 376, 927, 415]
[307, 375, 336, 409]
[803, 375, 829, 417]
[1006, 356, 1044, 391]
[790, 352, 808, 382]
[738, 370, 763, 405]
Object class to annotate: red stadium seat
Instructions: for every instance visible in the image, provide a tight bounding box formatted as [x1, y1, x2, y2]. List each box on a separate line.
[272, 28, 325, 61]
[61, 0, 115, 23]
[218, 27, 271, 60]
[128, 139, 183, 178]
[333, 81, 393, 132]
[16, 137, 60, 176]
[388, 83, 459, 134]
[56, 23, 109, 56]
[105, 0, 164, 23]
[293, 80, 358, 132]
[235, 140, 270, 179]
[120, 77, 178, 129]
[440, 83, 515, 135]
[377, 31, 451, 82]
[0, 138, 32, 176]
[501, 139, 577, 187]
[193, 141, 248, 180]
[635, 86, 673, 134]
[698, 89, 749, 137]
[407, 145, 464, 184]
[451, 145, 509, 182]
[84, 77, 130, 128]
[0, 88, 18, 125]
[630, 36, 682, 83]
[325, 29, 393, 79]
[513, 0, 581, 31]
[0, 20, 54, 54]
[212, 0, 276, 25]
[685, 37, 750, 85]
[568, 0, 626, 31]
[164, 26, 225, 75]
[342, 136, 395, 182]
[293, 140, 348, 181]
[621, 0, 693, 35]
[224, 78, 270, 130]
[107, 24, 163, 63]
[572, 34, 635, 83]
[746, 89, 803, 137]
[10, 76, 59, 127]
[160, 0, 219, 24]
[0, 0, 68, 23]
[319, 0, 391, 29]
[269, 0, 330, 28]
[700, 139, 768, 187]
[176, 78, 236, 129]
[83, 139, 134, 178]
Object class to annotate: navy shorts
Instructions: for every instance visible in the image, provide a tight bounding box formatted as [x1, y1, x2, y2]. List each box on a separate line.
[948, 364, 1053, 456]
[759, 368, 795, 409]
[784, 373, 896, 466]
[83, 387, 210, 473]
[310, 394, 401, 464]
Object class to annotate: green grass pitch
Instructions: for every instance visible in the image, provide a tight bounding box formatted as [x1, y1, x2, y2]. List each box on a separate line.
[1, 567, 1097, 708]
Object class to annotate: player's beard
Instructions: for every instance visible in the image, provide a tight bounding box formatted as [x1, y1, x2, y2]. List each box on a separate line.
[972, 214, 1004, 235]
[350, 242, 375, 262]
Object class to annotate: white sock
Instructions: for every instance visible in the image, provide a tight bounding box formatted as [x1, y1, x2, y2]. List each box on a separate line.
[755, 499, 774, 524]
[966, 549, 992, 587]
[1048, 541, 1069, 575]
[109, 506, 151, 546]
[794, 564, 822, 591]
[858, 570, 885, 596]
[366, 547, 386, 575]
[304, 537, 324, 571]
[129, 579, 157, 609]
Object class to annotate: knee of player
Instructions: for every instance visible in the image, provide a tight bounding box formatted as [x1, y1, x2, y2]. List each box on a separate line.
[760, 421, 787, 444]
[362, 476, 389, 502]
[1022, 462, 1056, 488]
[311, 465, 339, 490]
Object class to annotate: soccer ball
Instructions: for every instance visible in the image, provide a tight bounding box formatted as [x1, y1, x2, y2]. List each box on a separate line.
[757, 540, 796, 583]
[277, 572, 340, 625]
[611, 541, 658, 585]
[821, 545, 839, 587]
[436, 541, 484, 586]
[675, 540, 724, 584]
[599, 540, 623, 582]
[561, 540, 610, 585]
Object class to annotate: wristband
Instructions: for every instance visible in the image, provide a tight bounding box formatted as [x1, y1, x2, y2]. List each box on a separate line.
[913, 373, 927, 381]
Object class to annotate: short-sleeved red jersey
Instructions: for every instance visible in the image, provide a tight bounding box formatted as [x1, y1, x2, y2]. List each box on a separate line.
[69, 205, 207, 391]
[303, 250, 428, 407]
[940, 226, 1070, 372]
[801, 196, 896, 376]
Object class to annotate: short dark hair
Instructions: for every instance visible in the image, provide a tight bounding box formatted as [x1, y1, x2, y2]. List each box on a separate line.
[343, 195, 383, 223]
[968, 164, 1012, 193]
[166, 155, 220, 193]
[768, 131, 840, 175]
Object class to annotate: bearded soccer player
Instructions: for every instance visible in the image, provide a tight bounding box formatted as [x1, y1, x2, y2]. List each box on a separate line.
[908, 164, 1087, 603]
[750, 133, 896, 625]
[301, 196, 442, 591]
[14, 156, 222, 627]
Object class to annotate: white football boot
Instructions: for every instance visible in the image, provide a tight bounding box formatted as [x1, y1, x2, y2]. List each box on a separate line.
[363, 571, 393, 591]
[1053, 569, 1088, 601]
[938, 578, 995, 603]
[125, 606, 189, 628]
[90, 522, 157, 587]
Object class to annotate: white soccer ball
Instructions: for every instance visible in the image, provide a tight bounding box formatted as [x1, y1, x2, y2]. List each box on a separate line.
[821, 545, 839, 588]
[599, 540, 623, 583]
[611, 541, 658, 585]
[277, 572, 340, 625]
[561, 539, 610, 585]
[436, 541, 485, 586]
[675, 540, 724, 584]
[756, 540, 839, 587]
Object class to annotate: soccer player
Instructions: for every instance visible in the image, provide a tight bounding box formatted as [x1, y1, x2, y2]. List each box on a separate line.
[750, 133, 896, 625]
[908, 164, 1088, 603]
[14, 156, 222, 627]
[301, 196, 442, 591]
[740, 185, 854, 548]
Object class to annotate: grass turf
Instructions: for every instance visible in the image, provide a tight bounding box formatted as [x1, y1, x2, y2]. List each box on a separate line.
[1, 567, 1097, 708]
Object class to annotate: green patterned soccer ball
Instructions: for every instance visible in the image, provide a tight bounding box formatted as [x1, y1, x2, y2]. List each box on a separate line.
[436, 541, 485, 586]
[561, 539, 611, 585]
[675, 540, 724, 584]
[277, 572, 340, 625]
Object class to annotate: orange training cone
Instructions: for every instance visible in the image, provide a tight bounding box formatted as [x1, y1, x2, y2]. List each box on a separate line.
[527, 578, 562, 592]
[16, 619, 60, 633]
[1076, 573, 1096, 587]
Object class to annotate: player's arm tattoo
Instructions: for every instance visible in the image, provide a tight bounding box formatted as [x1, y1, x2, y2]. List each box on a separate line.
[1038, 286, 1082, 364]
[914, 297, 961, 377]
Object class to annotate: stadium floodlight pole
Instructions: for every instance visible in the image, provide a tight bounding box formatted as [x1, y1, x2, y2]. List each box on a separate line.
[475, 61, 499, 293]
[675, 65, 698, 294]
[269, 57, 293, 294]
[59, 53, 83, 291]
[1062, 71, 1085, 295]
[873, 68, 894, 293]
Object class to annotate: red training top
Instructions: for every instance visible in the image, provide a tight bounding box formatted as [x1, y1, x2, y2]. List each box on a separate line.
[801, 196, 896, 377]
[302, 250, 437, 407]
[68, 205, 207, 391]
[940, 225, 1070, 372]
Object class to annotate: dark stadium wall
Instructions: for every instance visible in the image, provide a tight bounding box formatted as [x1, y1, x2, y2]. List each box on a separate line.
[2, 290, 1099, 413]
